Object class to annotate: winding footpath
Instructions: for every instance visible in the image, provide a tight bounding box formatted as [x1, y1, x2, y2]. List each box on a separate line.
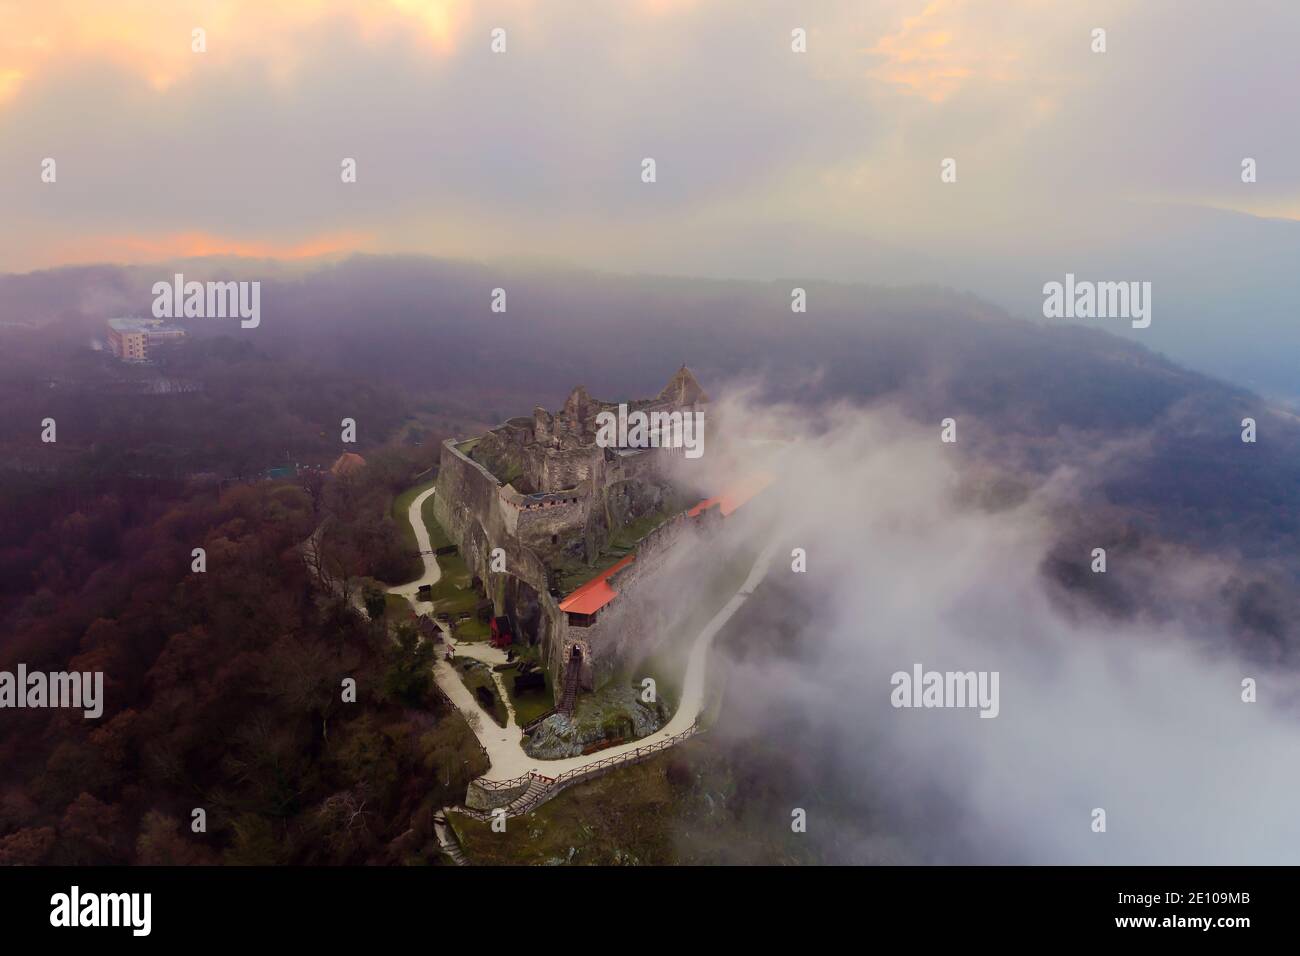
[391, 486, 774, 783]
[394, 488, 526, 761]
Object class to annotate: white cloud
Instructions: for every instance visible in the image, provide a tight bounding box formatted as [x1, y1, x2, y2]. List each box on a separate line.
[695, 391, 1300, 863]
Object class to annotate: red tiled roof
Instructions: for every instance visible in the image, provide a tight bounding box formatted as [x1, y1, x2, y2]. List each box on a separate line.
[559, 554, 635, 615]
[688, 472, 774, 518]
[560, 472, 773, 617]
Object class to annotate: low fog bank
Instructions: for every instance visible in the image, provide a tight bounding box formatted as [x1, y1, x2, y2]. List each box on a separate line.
[16, 254, 1300, 584]
[680, 390, 1300, 864]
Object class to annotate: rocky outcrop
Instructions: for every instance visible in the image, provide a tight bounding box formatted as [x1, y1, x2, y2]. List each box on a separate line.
[524, 682, 670, 759]
[657, 364, 709, 407]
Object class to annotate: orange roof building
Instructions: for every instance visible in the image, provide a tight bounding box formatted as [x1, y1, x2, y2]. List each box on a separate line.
[687, 471, 774, 518]
[330, 452, 367, 476]
[558, 472, 774, 626]
[559, 554, 635, 621]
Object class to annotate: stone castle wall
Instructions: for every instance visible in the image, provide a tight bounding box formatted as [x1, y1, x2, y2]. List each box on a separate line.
[558, 503, 737, 691]
[512, 489, 590, 558]
[524, 442, 599, 493]
[433, 439, 507, 547]
[435, 438, 570, 696]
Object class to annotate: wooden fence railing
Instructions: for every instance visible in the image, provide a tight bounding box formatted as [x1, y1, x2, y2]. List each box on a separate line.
[551, 722, 698, 787]
[457, 721, 700, 820]
[474, 772, 533, 792]
[430, 680, 491, 766]
[520, 708, 557, 734]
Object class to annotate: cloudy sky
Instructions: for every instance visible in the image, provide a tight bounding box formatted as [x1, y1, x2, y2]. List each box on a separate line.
[2, 0, 1297, 273]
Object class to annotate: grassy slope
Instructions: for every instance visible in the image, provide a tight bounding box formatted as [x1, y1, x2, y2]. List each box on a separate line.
[608, 514, 664, 550]
[449, 739, 820, 865]
[421, 492, 452, 549]
[392, 478, 484, 636]
[390, 479, 437, 552]
[429, 547, 487, 640]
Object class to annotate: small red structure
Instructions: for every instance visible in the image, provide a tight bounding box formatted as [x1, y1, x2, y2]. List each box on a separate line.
[558, 554, 635, 627]
[490, 615, 514, 649]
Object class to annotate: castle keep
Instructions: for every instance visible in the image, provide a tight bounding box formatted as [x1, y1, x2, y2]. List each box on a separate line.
[434, 367, 745, 704]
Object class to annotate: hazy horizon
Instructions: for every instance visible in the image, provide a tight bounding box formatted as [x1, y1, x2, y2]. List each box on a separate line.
[4, 1, 1300, 400]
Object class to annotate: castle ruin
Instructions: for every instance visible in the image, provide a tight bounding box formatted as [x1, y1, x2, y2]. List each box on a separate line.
[433, 367, 755, 704]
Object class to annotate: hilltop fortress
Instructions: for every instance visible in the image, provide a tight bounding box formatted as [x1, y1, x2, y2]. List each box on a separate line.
[433, 367, 762, 706]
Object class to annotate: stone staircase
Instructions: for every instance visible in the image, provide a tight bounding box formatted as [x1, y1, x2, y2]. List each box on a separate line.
[512, 775, 552, 814]
[433, 810, 469, 866]
[559, 654, 581, 714]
